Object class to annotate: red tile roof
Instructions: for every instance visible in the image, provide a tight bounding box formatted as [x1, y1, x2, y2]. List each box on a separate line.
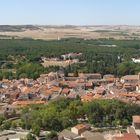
[61, 88, 70, 94]
[81, 93, 94, 102]
[119, 93, 139, 98]
[12, 100, 46, 107]
[133, 116, 140, 123]
[113, 133, 139, 140]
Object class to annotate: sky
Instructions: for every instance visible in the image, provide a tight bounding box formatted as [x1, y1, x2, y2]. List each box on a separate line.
[0, 0, 140, 25]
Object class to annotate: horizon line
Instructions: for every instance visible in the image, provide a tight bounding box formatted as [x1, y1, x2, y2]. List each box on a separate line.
[0, 24, 140, 26]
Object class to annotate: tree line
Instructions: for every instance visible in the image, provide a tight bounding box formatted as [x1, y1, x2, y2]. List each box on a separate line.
[1, 99, 140, 133]
[0, 38, 140, 79]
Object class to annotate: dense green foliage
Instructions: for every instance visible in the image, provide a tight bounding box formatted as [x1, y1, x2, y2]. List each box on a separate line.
[0, 63, 47, 80]
[26, 133, 36, 140]
[46, 131, 58, 140]
[0, 38, 140, 60]
[0, 38, 140, 79]
[1, 99, 140, 134]
[18, 99, 140, 132]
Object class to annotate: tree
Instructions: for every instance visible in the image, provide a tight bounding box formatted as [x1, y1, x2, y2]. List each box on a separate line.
[26, 133, 36, 140]
[20, 98, 140, 132]
[32, 124, 40, 137]
[0, 72, 3, 80]
[74, 70, 78, 77]
[64, 69, 68, 77]
[46, 131, 58, 140]
[3, 121, 11, 130]
[117, 62, 136, 76]
[122, 119, 129, 127]
[11, 121, 17, 129]
[0, 115, 5, 125]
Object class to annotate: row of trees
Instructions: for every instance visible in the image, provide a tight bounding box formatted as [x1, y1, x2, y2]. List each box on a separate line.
[1, 98, 138, 133]
[0, 63, 48, 80]
[0, 61, 62, 80]
[21, 99, 140, 131]
[66, 61, 140, 76]
[0, 61, 140, 80]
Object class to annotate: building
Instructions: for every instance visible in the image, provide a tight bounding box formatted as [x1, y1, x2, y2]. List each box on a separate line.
[79, 73, 102, 80]
[61, 53, 82, 60]
[71, 124, 90, 135]
[47, 72, 60, 82]
[131, 115, 140, 136]
[132, 116, 140, 129]
[121, 74, 140, 84]
[81, 131, 105, 140]
[59, 130, 83, 140]
[113, 133, 139, 140]
[81, 93, 94, 102]
[132, 58, 140, 63]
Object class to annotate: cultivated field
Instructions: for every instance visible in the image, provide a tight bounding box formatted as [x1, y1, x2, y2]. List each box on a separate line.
[0, 25, 140, 40]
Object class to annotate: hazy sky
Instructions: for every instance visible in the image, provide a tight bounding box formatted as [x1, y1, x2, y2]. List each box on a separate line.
[0, 0, 140, 25]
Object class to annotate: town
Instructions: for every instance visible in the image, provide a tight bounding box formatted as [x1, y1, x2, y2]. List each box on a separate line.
[0, 34, 140, 140]
[1, 0, 140, 139]
[1, 67, 140, 139]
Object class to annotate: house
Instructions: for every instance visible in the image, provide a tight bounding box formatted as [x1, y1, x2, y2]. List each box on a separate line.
[132, 116, 140, 129]
[37, 74, 48, 84]
[136, 82, 140, 93]
[81, 131, 105, 140]
[40, 86, 61, 100]
[12, 100, 46, 107]
[121, 74, 140, 84]
[68, 82, 85, 90]
[79, 73, 102, 80]
[68, 92, 79, 99]
[61, 88, 70, 96]
[81, 93, 94, 102]
[61, 53, 82, 60]
[103, 74, 115, 79]
[81, 93, 102, 102]
[123, 83, 136, 91]
[118, 93, 139, 103]
[47, 72, 60, 82]
[85, 82, 93, 90]
[127, 126, 136, 134]
[103, 74, 115, 83]
[132, 58, 140, 63]
[71, 124, 90, 135]
[2, 105, 19, 119]
[18, 93, 37, 101]
[113, 133, 139, 140]
[59, 130, 83, 140]
[94, 86, 106, 95]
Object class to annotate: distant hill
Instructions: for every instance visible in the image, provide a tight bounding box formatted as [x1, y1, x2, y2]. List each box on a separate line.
[0, 25, 40, 32]
[0, 25, 140, 40]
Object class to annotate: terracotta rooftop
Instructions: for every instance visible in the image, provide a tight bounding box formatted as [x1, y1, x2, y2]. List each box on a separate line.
[44, 86, 61, 95]
[81, 93, 94, 102]
[12, 100, 46, 107]
[133, 115, 140, 123]
[61, 88, 70, 94]
[73, 124, 87, 130]
[119, 93, 139, 98]
[113, 133, 139, 140]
